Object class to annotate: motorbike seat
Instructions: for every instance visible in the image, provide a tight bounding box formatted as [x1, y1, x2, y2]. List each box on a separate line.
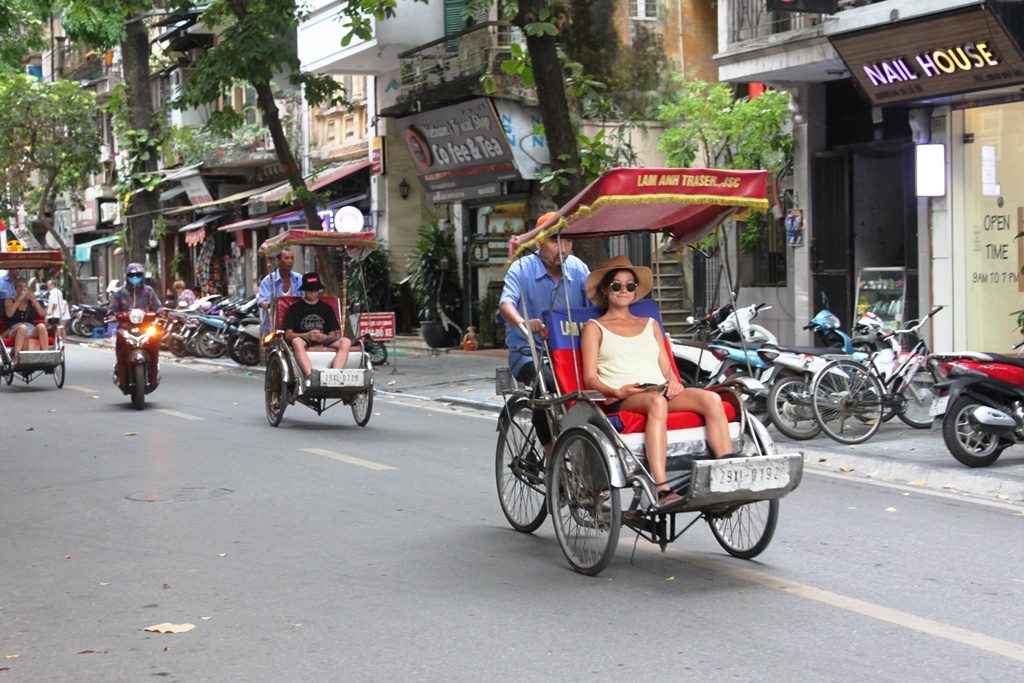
[763, 343, 848, 357]
[985, 353, 1024, 370]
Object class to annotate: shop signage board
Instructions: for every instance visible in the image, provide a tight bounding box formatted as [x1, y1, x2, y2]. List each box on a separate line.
[831, 6, 1024, 105]
[181, 174, 215, 205]
[370, 136, 385, 176]
[398, 98, 520, 194]
[492, 100, 549, 180]
[766, 0, 836, 13]
[356, 312, 396, 340]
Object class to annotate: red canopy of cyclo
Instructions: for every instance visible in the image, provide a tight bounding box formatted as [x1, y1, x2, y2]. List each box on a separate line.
[257, 229, 379, 257]
[508, 167, 768, 259]
[0, 250, 65, 270]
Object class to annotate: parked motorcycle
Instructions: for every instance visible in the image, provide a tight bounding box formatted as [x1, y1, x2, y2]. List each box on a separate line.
[929, 340, 1024, 467]
[112, 308, 163, 410]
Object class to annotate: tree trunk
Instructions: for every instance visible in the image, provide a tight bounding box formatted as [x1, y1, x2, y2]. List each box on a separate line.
[121, 18, 158, 267]
[251, 80, 342, 301]
[514, 0, 606, 267]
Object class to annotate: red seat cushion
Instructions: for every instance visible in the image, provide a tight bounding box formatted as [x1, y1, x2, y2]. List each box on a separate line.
[274, 295, 341, 331]
[611, 401, 737, 434]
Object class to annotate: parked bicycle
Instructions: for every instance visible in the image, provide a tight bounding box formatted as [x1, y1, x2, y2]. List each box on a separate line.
[808, 306, 943, 445]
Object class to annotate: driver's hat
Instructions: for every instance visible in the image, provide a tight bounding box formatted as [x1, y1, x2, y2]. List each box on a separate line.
[298, 272, 325, 292]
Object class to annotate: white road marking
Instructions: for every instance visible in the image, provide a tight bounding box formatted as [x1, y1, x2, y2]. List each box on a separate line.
[66, 384, 99, 394]
[301, 447, 395, 471]
[154, 408, 204, 422]
[676, 553, 1024, 663]
[805, 468, 1024, 512]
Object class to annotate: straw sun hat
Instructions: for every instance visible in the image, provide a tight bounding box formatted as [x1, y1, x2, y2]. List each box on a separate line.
[585, 255, 653, 306]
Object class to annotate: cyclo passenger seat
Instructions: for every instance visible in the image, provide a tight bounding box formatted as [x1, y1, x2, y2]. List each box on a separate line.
[274, 295, 362, 371]
[544, 299, 740, 436]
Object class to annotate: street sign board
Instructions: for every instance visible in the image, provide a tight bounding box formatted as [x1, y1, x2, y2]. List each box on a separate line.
[357, 312, 396, 340]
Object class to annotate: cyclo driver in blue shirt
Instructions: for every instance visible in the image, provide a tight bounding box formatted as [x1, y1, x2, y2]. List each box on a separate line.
[498, 212, 591, 458]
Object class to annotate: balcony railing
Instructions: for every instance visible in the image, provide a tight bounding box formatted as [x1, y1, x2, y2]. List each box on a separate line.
[397, 21, 531, 102]
[726, 0, 882, 45]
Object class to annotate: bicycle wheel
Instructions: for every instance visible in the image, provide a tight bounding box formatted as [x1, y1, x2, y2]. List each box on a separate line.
[767, 375, 820, 440]
[265, 355, 287, 427]
[53, 360, 65, 388]
[897, 367, 936, 429]
[549, 427, 621, 576]
[351, 385, 373, 426]
[495, 398, 547, 533]
[811, 359, 884, 445]
[708, 499, 779, 559]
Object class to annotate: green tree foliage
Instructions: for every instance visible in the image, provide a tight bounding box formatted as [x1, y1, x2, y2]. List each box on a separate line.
[657, 79, 792, 252]
[0, 72, 100, 299]
[0, 0, 50, 70]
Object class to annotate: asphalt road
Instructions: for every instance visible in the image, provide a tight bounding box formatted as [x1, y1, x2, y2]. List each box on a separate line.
[2, 346, 1023, 681]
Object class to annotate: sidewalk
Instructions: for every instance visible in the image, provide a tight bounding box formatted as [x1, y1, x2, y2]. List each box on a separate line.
[69, 336, 1024, 505]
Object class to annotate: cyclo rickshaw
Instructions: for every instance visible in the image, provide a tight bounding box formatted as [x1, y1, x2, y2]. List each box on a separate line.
[0, 249, 67, 389]
[259, 229, 377, 427]
[495, 168, 804, 575]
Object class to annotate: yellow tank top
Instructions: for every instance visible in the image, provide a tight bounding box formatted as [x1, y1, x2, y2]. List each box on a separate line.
[592, 318, 666, 390]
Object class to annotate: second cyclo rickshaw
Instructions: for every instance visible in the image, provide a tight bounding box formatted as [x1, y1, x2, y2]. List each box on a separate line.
[0, 250, 67, 389]
[495, 167, 804, 575]
[259, 229, 377, 427]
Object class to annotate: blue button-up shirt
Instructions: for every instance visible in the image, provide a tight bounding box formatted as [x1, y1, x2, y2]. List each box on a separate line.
[500, 252, 590, 376]
[257, 269, 303, 331]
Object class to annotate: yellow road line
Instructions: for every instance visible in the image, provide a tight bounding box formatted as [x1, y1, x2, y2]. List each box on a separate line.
[680, 553, 1024, 663]
[301, 447, 395, 471]
[66, 385, 98, 394]
[154, 408, 204, 421]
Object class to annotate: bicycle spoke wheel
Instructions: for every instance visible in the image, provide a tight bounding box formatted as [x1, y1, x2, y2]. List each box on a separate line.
[549, 427, 621, 576]
[897, 367, 936, 429]
[708, 499, 778, 559]
[811, 359, 884, 445]
[495, 398, 547, 533]
[767, 375, 820, 440]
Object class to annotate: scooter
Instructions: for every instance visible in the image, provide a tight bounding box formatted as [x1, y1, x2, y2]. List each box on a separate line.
[929, 340, 1024, 467]
[112, 308, 163, 410]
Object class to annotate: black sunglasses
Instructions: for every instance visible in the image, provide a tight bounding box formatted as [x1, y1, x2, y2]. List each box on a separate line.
[608, 281, 638, 293]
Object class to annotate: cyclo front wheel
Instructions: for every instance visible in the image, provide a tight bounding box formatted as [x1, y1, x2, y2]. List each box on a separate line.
[265, 354, 288, 427]
[707, 499, 779, 559]
[495, 397, 547, 533]
[548, 426, 621, 576]
[811, 359, 884, 445]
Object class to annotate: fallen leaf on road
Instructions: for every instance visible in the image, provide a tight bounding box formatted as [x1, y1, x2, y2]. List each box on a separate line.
[143, 623, 195, 634]
[885, 507, 897, 512]
[25, 427, 34, 431]
[912, 480, 925, 486]
[839, 467, 854, 473]
[1015, 512, 1024, 517]
[89, 395, 98, 399]
[217, 553, 227, 558]
[902, 492, 910, 496]
[48, 409, 57, 413]
[200, 616, 212, 621]
[847, 507, 856, 510]
[123, 432, 138, 437]
[64, 555, 71, 559]
[997, 494, 1010, 500]
[665, 576, 676, 582]
[75, 649, 105, 655]
[3, 654, 19, 660]
[99, 582, 109, 586]
[387, 380, 396, 386]
[866, 471, 879, 478]
[943, 484, 958, 490]
[462, 388, 475, 393]
[815, 456, 827, 463]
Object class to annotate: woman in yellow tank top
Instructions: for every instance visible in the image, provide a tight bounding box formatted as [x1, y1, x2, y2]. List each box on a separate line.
[581, 256, 734, 508]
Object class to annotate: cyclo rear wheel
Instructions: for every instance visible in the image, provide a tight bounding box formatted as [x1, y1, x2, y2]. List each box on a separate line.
[707, 499, 779, 559]
[548, 426, 621, 576]
[351, 385, 373, 426]
[495, 397, 547, 533]
[811, 359, 884, 445]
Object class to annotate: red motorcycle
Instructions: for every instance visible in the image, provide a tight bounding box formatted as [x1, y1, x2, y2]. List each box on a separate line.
[112, 308, 163, 410]
[929, 340, 1024, 467]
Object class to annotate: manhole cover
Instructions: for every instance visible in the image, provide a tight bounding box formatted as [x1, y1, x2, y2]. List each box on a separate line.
[126, 487, 233, 502]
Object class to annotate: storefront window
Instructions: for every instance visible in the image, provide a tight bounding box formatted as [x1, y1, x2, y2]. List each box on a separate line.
[961, 102, 1024, 351]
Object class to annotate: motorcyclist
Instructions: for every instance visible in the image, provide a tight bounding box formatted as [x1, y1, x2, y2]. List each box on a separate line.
[106, 263, 163, 386]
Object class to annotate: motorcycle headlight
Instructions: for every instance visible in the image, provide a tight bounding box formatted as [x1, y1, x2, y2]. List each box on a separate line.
[129, 308, 145, 325]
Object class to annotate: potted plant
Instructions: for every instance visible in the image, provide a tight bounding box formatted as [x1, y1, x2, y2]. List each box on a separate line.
[407, 220, 462, 348]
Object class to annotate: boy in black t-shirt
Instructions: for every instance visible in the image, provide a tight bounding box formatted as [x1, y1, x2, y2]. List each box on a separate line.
[283, 272, 352, 382]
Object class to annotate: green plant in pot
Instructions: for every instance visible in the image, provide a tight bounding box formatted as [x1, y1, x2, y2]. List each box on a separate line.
[407, 220, 463, 348]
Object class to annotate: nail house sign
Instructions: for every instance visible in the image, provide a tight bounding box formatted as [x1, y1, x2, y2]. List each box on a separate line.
[831, 6, 1024, 105]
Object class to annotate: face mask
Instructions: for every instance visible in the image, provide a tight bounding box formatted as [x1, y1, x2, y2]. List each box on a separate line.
[127, 275, 143, 285]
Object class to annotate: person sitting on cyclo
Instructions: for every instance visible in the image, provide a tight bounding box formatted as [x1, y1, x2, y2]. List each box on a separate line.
[283, 272, 352, 385]
[580, 256, 736, 508]
[4, 276, 49, 363]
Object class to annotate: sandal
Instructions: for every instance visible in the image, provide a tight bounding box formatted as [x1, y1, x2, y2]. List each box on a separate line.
[657, 489, 683, 508]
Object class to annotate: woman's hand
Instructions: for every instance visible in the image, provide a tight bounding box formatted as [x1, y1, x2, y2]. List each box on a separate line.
[664, 377, 684, 400]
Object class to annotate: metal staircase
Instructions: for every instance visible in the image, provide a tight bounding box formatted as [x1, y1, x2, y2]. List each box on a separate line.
[652, 247, 691, 339]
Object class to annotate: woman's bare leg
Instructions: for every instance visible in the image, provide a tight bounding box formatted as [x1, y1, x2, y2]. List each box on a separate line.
[668, 388, 732, 456]
[620, 392, 671, 491]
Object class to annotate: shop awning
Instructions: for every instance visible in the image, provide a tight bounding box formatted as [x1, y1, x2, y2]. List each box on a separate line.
[163, 181, 283, 215]
[74, 234, 119, 262]
[217, 214, 276, 233]
[178, 213, 225, 233]
[245, 161, 371, 206]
